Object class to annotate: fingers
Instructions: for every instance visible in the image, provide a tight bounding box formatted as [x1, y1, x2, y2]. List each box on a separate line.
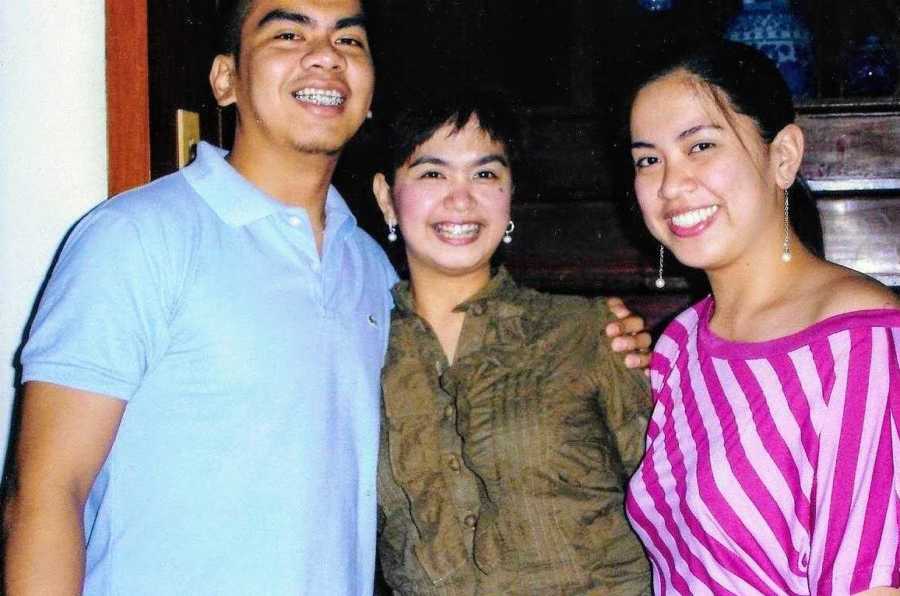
[606, 314, 647, 339]
[610, 331, 651, 353]
[624, 351, 651, 371]
[606, 297, 630, 320]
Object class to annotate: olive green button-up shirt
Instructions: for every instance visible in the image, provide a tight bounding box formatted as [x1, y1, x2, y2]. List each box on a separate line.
[377, 269, 652, 595]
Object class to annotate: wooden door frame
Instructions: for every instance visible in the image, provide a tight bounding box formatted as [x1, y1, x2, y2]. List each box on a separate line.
[106, 0, 150, 197]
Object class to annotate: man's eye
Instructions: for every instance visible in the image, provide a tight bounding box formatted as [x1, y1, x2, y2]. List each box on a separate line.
[690, 142, 714, 153]
[634, 156, 658, 169]
[421, 171, 442, 179]
[475, 170, 498, 179]
[275, 32, 298, 41]
[336, 37, 365, 48]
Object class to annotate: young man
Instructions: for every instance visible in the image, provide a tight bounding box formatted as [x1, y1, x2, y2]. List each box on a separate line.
[3, 2, 650, 594]
[4, 1, 393, 594]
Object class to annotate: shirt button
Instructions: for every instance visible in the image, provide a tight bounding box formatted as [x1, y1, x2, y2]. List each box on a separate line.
[287, 216, 302, 227]
[471, 303, 485, 316]
[463, 514, 477, 528]
[447, 455, 461, 472]
[443, 405, 455, 419]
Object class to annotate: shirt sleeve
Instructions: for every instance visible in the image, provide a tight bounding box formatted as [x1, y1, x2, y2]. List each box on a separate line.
[810, 324, 900, 595]
[20, 204, 175, 401]
[589, 299, 653, 477]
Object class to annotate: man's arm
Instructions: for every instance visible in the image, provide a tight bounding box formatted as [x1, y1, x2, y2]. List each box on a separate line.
[3, 381, 125, 595]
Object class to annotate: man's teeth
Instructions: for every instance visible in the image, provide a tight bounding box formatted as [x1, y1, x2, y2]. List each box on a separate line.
[434, 223, 480, 238]
[670, 205, 718, 228]
[293, 88, 345, 106]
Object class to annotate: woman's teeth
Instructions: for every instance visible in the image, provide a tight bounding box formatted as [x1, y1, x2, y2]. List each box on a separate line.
[434, 223, 480, 238]
[670, 205, 718, 227]
[293, 88, 345, 106]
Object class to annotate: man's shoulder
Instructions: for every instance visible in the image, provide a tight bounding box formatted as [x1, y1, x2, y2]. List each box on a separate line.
[101, 170, 204, 223]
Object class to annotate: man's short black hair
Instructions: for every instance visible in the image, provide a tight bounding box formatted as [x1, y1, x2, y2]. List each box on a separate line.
[216, 0, 253, 60]
[379, 88, 522, 185]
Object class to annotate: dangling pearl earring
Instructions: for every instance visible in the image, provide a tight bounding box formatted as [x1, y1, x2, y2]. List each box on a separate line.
[655, 244, 666, 289]
[366, 110, 373, 120]
[781, 188, 792, 263]
[387, 222, 398, 243]
[503, 220, 515, 244]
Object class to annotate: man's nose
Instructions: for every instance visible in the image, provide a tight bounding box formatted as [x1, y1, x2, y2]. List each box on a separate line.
[301, 37, 344, 71]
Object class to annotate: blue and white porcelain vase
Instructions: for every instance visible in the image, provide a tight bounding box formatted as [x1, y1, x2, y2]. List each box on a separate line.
[845, 34, 898, 97]
[638, 0, 673, 11]
[725, 0, 814, 98]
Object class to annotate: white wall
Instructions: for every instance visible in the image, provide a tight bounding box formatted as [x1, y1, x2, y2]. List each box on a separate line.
[0, 3, 108, 467]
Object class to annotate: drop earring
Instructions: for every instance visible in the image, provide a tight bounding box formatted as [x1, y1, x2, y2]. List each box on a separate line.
[781, 188, 792, 263]
[366, 110, 373, 120]
[655, 244, 666, 289]
[387, 222, 398, 243]
[503, 221, 515, 244]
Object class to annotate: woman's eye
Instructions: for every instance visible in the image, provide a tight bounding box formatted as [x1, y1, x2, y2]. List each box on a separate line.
[275, 32, 298, 41]
[475, 170, 498, 180]
[420, 171, 443, 179]
[634, 156, 658, 169]
[690, 142, 714, 153]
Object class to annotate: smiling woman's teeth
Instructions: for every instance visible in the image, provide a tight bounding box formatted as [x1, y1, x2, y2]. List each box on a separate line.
[670, 205, 719, 227]
[435, 223, 480, 238]
[293, 88, 345, 106]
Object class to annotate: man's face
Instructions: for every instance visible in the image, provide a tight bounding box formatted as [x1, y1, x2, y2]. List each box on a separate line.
[216, 0, 375, 156]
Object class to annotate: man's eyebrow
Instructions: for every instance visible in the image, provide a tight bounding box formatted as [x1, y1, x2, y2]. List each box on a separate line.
[630, 141, 654, 150]
[257, 9, 310, 29]
[473, 154, 509, 168]
[336, 14, 367, 30]
[256, 10, 366, 30]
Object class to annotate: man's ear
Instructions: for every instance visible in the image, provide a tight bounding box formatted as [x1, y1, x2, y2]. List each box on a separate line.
[210, 54, 238, 107]
[770, 123, 805, 190]
[372, 173, 397, 225]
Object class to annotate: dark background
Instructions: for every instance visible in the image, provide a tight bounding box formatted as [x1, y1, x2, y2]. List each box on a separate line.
[147, 0, 900, 330]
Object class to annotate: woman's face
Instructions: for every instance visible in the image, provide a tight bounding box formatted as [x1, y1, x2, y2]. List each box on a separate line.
[630, 72, 784, 274]
[378, 116, 513, 281]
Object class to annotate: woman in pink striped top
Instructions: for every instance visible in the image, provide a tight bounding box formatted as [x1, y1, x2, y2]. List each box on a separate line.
[624, 40, 900, 595]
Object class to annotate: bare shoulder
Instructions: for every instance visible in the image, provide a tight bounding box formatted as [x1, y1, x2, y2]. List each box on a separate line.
[812, 263, 900, 320]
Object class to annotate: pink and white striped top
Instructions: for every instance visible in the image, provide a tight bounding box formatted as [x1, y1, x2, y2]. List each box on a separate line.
[626, 297, 900, 595]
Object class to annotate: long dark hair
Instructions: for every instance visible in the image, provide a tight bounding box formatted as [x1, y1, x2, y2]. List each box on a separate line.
[627, 40, 823, 257]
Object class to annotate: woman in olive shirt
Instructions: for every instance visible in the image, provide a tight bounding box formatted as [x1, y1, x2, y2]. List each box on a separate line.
[372, 90, 652, 595]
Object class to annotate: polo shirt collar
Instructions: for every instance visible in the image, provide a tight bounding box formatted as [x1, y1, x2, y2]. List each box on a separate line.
[183, 141, 356, 232]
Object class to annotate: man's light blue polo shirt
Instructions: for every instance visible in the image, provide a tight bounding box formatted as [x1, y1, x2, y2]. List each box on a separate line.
[21, 142, 397, 595]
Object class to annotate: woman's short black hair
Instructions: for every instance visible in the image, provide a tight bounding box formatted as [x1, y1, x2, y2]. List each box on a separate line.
[379, 88, 522, 186]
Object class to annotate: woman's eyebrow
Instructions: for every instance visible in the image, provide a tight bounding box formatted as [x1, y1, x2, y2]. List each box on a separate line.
[678, 124, 722, 139]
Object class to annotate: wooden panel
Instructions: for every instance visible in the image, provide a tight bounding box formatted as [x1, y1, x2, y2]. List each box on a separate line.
[106, 0, 150, 196]
[518, 104, 900, 198]
[820, 197, 900, 286]
[505, 195, 900, 291]
[799, 107, 900, 192]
